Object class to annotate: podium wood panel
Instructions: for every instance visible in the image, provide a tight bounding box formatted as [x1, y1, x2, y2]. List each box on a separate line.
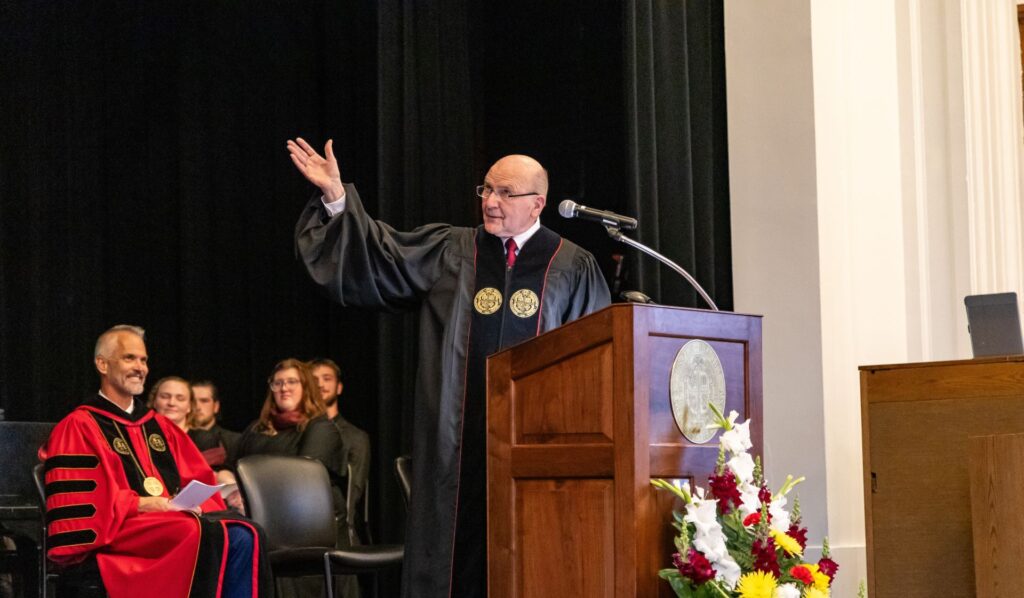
[861, 356, 1024, 598]
[969, 433, 1024, 598]
[489, 304, 762, 598]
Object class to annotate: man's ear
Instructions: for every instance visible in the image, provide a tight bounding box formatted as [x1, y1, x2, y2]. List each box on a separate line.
[95, 356, 108, 376]
[533, 195, 546, 217]
[336, 382, 344, 396]
[213, 401, 221, 415]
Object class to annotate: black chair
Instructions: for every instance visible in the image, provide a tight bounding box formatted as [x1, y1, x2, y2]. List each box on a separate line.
[394, 456, 412, 508]
[236, 455, 403, 598]
[31, 464, 105, 598]
[0, 422, 55, 598]
[346, 463, 373, 546]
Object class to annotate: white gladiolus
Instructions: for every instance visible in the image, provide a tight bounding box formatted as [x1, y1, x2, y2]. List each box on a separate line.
[738, 485, 761, 518]
[684, 495, 742, 589]
[727, 452, 755, 485]
[774, 582, 800, 598]
[768, 495, 792, 532]
[719, 418, 752, 455]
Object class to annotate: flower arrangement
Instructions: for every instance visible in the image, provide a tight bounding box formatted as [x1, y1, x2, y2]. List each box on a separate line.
[653, 405, 839, 598]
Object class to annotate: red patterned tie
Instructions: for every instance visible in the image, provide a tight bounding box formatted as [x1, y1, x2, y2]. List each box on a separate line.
[505, 238, 518, 268]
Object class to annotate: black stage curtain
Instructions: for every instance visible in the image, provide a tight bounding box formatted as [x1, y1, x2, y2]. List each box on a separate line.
[0, 0, 730, 560]
[624, 0, 732, 309]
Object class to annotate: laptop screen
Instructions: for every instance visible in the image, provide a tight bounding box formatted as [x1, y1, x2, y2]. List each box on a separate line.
[965, 292, 1024, 357]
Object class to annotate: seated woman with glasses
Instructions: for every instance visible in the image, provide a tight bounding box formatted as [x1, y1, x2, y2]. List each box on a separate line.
[233, 358, 354, 596]
[234, 358, 344, 489]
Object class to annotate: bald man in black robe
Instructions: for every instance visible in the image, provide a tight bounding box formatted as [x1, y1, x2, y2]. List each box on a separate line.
[287, 138, 610, 598]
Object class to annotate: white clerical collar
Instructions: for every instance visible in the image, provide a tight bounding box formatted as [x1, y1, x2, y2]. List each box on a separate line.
[98, 390, 135, 414]
[503, 219, 541, 254]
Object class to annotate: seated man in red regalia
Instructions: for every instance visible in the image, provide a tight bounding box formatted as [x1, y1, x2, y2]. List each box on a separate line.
[40, 324, 273, 598]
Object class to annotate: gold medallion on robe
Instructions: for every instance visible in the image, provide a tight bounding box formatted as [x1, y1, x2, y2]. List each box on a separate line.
[148, 433, 167, 452]
[509, 289, 540, 318]
[112, 437, 132, 456]
[474, 287, 502, 315]
[143, 476, 165, 497]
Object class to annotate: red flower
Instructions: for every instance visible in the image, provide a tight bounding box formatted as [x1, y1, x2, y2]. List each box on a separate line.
[787, 523, 808, 550]
[673, 548, 716, 585]
[758, 485, 772, 505]
[789, 565, 814, 585]
[817, 556, 839, 582]
[743, 512, 761, 527]
[752, 537, 780, 577]
[708, 472, 742, 514]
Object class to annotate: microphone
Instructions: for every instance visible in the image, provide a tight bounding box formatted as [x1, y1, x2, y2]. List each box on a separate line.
[558, 199, 638, 231]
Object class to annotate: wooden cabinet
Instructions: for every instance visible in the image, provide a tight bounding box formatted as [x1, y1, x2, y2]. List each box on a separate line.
[861, 356, 1024, 597]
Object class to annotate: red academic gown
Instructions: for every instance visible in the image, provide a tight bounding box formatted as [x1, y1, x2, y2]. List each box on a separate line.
[42, 395, 271, 598]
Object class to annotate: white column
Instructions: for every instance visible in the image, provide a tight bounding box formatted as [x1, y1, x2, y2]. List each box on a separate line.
[960, 0, 1024, 297]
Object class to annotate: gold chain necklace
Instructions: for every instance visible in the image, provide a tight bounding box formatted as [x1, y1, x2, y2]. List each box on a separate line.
[111, 421, 165, 497]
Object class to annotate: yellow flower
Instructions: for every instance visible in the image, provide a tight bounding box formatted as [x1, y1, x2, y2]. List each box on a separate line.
[804, 564, 831, 591]
[769, 529, 804, 557]
[736, 570, 777, 598]
[803, 586, 829, 598]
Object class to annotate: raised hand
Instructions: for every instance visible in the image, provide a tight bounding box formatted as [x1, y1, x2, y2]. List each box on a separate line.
[287, 137, 345, 202]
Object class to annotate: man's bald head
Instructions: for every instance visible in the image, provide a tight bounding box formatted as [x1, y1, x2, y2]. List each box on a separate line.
[480, 155, 548, 237]
[489, 154, 548, 196]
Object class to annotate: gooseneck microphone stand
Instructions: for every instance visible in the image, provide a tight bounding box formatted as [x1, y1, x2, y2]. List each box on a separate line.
[605, 226, 719, 312]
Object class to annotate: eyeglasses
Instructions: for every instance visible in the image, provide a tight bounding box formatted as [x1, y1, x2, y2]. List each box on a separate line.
[475, 185, 539, 201]
[268, 378, 301, 390]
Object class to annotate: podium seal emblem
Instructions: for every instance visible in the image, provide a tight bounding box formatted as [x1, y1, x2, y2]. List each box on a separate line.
[669, 339, 726, 444]
[474, 288, 502, 315]
[509, 289, 539, 318]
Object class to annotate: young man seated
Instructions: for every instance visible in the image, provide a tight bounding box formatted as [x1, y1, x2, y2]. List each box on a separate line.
[40, 325, 272, 598]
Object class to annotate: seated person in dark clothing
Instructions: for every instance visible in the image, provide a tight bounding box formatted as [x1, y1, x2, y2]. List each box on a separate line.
[41, 324, 272, 598]
[234, 359, 344, 479]
[310, 358, 371, 544]
[234, 358, 350, 597]
[188, 380, 241, 470]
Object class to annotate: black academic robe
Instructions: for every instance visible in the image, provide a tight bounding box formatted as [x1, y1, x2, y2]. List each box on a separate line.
[295, 184, 610, 598]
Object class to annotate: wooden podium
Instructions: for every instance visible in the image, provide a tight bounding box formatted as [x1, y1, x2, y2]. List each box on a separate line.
[487, 303, 762, 598]
[861, 356, 1024, 598]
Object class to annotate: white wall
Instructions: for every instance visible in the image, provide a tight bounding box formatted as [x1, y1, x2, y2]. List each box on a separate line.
[723, 0, 829, 560]
[727, 1, 1023, 596]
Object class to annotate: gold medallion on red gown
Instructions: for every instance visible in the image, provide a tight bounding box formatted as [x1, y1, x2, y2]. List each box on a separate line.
[143, 476, 165, 497]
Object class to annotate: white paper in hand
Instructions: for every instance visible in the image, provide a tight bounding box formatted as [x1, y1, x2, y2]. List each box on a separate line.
[169, 480, 226, 511]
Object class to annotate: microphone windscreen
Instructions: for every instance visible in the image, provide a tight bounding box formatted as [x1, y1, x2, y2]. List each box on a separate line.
[558, 199, 577, 219]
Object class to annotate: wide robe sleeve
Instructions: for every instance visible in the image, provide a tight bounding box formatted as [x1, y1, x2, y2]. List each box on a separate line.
[294, 183, 453, 312]
[43, 412, 140, 565]
[541, 242, 611, 331]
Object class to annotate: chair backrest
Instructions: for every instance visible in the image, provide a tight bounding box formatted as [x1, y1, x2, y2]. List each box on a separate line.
[395, 455, 411, 508]
[32, 463, 45, 506]
[0, 422, 55, 499]
[236, 455, 336, 550]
